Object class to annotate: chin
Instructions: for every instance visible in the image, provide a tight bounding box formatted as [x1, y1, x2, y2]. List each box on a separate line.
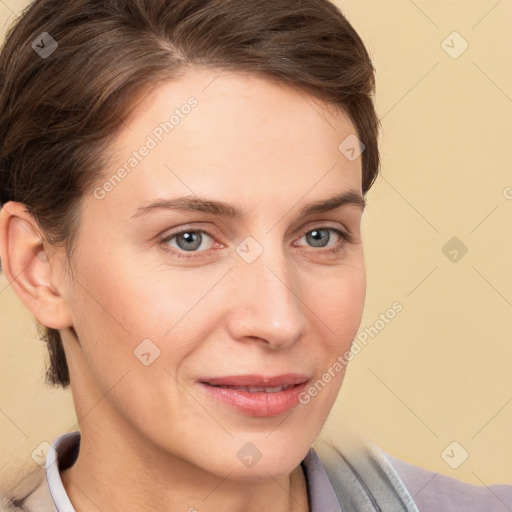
[211, 437, 310, 481]
[223, 460, 301, 482]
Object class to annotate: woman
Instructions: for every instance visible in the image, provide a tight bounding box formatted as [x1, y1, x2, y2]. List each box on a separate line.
[0, 1, 510, 511]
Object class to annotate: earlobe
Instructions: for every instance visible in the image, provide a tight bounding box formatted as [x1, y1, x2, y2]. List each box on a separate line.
[0, 201, 73, 330]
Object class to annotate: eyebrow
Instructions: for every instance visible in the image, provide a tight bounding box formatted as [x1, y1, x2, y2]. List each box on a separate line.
[130, 190, 365, 219]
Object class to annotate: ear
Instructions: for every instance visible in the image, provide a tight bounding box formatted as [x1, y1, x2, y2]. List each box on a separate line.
[0, 201, 73, 329]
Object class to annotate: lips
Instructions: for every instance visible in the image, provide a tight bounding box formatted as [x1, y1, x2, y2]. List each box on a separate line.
[197, 374, 310, 417]
[199, 374, 309, 388]
[211, 384, 294, 393]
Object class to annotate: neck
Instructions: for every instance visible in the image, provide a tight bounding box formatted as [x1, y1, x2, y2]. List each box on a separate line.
[60, 421, 310, 512]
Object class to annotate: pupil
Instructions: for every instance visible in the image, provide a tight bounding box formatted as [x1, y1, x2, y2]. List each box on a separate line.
[307, 229, 329, 248]
[178, 231, 201, 251]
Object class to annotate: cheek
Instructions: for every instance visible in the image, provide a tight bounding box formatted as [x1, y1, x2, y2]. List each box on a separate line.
[301, 276, 365, 425]
[66, 252, 229, 421]
[71, 247, 204, 346]
[337, 275, 366, 337]
[305, 261, 366, 396]
[310, 260, 366, 339]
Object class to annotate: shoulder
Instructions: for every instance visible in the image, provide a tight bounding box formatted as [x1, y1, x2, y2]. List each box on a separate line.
[314, 434, 512, 512]
[0, 431, 80, 512]
[383, 451, 512, 512]
[1, 465, 57, 512]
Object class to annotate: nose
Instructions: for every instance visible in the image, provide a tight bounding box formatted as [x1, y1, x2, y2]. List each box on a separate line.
[225, 243, 308, 350]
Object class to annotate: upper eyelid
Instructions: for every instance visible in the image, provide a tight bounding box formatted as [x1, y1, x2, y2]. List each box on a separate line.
[162, 223, 349, 248]
[163, 221, 348, 237]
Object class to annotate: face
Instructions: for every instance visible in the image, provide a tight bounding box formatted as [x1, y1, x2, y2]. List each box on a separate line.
[57, 68, 366, 479]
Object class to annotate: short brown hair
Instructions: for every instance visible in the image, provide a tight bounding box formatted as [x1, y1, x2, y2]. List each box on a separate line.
[0, 0, 379, 388]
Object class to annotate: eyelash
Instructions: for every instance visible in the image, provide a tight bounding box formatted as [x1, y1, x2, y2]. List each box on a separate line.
[160, 225, 355, 260]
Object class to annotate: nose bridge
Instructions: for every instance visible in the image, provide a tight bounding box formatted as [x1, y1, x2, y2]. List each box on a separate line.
[227, 234, 307, 348]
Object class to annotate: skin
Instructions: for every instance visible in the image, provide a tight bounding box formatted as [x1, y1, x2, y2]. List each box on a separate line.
[0, 67, 366, 512]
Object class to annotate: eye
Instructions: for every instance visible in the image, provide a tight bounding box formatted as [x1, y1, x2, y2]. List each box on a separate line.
[295, 226, 353, 255]
[161, 229, 217, 258]
[160, 225, 354, 260]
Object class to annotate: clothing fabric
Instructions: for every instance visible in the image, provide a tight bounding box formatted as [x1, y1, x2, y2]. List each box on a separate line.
[383, 451, 512, 512]
[3, 430, 511, 511]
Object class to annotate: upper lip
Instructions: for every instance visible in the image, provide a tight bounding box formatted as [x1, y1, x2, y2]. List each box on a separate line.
[199, 374, 310, 387]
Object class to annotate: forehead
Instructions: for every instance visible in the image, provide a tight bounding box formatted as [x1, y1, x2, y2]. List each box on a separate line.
[125, 67, 351, 128]
[92, 67, 362, 220]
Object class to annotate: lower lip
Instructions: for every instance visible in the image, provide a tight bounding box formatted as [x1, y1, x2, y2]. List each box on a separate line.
[197, 381, 309, 417]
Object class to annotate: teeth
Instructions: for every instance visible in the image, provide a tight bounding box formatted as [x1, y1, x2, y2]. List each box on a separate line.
[214, 384, 293, 393]
[263, 386, 285, 393]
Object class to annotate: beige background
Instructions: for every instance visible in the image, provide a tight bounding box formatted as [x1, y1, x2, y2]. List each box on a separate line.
[1, 0, 511, 491]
